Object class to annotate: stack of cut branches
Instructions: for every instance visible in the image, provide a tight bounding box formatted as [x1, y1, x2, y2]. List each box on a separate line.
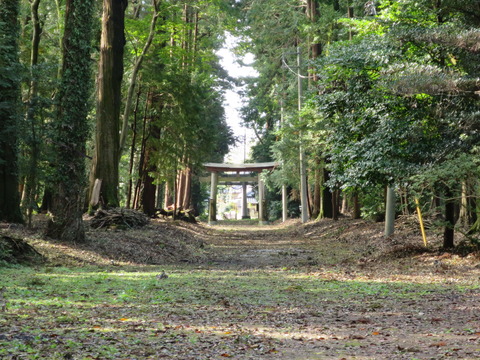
[90, 208, 149, 229]
[1, 235, 45, 264]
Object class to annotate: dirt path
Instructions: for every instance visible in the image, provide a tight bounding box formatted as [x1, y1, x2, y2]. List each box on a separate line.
[2, 217, 480, 359]
[195, 220, 480, 359]
[203, 221, 321, 268]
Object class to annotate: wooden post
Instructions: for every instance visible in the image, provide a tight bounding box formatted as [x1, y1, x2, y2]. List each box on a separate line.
[415, 198, 428, 246]
[90, 179, 102, 207]
[385, 185, 395, 237]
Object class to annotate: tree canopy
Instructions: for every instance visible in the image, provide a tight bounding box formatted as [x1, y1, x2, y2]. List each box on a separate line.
[1, 0, 479, 247]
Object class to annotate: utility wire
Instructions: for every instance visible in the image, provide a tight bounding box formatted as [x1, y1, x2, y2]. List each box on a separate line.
[281, 55, 315, 79]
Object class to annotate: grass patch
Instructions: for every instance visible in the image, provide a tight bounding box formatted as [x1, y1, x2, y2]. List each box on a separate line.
[0, 265, 476, 359]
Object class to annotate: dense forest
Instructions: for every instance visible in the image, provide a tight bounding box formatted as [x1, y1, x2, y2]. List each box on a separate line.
[1, 0, 479, 248]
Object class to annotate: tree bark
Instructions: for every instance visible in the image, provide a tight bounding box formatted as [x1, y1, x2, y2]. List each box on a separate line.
[181, 167, 192, 209]
[352, 190, 361, 219]
[469, 180, 480, 233]
[21, 0, 43, 227]
[89, 0, 128, 208]
[0, 0, 24, 223]
[141, 166, 156, 216]
[321, 168, 333, 218]
[306, 0, 321, 82]
[312, 159, 321, 218]
[138, 93, 161, 216]
[332, 189, 339, 221]
[46, 0, 95, 242]
[176, 169, 186, 209]
[443, 187, 455, 248]
[164, 181, 173, 208]
[126, 85, 141, 209]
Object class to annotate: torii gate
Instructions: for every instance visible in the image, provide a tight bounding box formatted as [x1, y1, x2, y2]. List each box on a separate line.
[204, 162, 279, 225]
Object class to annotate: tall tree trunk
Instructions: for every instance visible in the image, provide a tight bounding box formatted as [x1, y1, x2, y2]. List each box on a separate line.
[132, 102, 150, 210]
[459, 179, 476, 228]
[0, 0, 23, 223]
[164, 181, 173, 208]
[305, 2, 326, 220]
[181, 2, 188, 69]
[321, 168, 333, 218]
[443, 187, 455, 248]
[181, 167, 192, 210]
[139, 93, 161, 216]
[306, 0, 321, 82]
[192, 8, 199, 62]
[141, 165, 156, 216]
[352, 190, 361, 219]
[89, 0, 128, 208]
[469, 180, 480, 233]
[46, 0, 95, 241]
[332, 189, 339, 221]
[126, 85, 141, 209]
[40, 188, 53, 213]
[176, 170, 185, 209]
[459, 180, 468, 227]
[312, 158, 321, 218]
[21, 0, 43, 227]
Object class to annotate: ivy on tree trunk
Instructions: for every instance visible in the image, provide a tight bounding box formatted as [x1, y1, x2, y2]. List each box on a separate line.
[46, 0, 95, 242]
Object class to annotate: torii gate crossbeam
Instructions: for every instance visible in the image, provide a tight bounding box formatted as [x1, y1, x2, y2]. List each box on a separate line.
[203, 162, 279, 225]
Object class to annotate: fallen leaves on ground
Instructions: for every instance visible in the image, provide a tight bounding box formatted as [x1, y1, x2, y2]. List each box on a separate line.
[0, 216, 479, 359]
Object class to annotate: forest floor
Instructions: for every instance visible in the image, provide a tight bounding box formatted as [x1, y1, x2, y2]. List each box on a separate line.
[1, 215, 480, 359]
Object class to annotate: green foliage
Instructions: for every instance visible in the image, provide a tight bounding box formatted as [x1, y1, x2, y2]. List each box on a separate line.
[359, 184, 386, 222]
[236, 0, 480, 227]
[308, 2, 480, 200]
[120, 1, 236, 200]
[410, 152, 480, 195]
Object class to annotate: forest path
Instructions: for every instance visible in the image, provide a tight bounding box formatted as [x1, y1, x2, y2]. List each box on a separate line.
[187, 219, 480, 359]
[2, 217, 480, 360]
[201, 220, 323, 269]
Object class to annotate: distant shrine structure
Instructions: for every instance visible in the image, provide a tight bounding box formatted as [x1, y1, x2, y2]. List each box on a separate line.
[203, 162, 279, 225]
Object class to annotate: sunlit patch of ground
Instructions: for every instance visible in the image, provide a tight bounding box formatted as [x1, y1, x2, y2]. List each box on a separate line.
[1, 215, 479, 359]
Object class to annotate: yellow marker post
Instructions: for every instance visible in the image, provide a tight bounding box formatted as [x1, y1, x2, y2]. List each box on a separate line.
[415, 198, 428, 247]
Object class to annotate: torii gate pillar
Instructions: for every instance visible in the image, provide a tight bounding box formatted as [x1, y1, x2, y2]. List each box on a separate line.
[241, 182, 250, 219]
[208, 171, 218, 225]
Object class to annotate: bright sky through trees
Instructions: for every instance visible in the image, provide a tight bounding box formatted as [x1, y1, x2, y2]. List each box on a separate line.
[217, 33, 257, 164]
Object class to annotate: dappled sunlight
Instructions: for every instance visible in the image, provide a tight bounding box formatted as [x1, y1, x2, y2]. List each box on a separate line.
[2, 216, 480, 358]
[2, 265, 479, 358]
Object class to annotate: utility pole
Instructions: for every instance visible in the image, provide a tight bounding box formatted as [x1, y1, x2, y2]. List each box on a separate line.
[298, 46, 308, 223]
